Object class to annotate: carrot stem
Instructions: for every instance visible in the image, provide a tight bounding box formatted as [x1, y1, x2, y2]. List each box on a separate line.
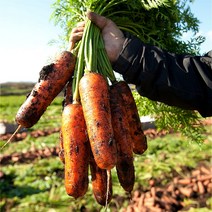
[72, 19, 90, 102]
[72, 9, 117, 102]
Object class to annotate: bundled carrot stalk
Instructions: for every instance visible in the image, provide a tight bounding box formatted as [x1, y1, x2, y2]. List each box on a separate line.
[59, 17, 147, 205]
[9, 9, 148, 208]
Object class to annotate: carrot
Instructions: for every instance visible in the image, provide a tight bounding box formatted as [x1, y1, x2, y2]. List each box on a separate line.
[16, 51, 76, 128]
[116, 81, 147, 155]
[110, 82, 135, 192]
[58, 130, 65, 164]
[58, 80, 73, 164]
[90, 151, 112, 206]
[62, 80, 73, 107]
[61, 102, 89, 198]
[79, 72, 117, 170]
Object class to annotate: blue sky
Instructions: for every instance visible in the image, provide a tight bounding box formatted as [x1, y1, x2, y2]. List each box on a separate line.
[186, 0, 212, 54]
[0, 0, 212, 83]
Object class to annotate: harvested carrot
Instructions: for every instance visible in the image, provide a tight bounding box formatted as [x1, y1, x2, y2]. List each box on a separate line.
[63, 80, 73, 107]
[116, 81, 147, 155]
[110, 82, 135, 192]
[16, 51, 76, 128]
[58, 130, 65, 164]
[59, 80, 73, 164]
[90, 151, 112, 206]
[61, 102, 89, 198]
[79, 72, 117, 170]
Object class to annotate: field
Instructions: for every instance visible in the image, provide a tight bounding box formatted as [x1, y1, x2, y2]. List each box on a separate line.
[0, 84, 211, 212]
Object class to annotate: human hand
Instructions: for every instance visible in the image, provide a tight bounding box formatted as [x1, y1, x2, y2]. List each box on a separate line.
[68, 21, 85, 52]
[69, 11, 125, 63]
[87, 11, 125, 63]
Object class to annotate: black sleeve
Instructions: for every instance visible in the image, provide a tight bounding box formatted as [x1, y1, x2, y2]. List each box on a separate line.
[112, 33, 212, 117]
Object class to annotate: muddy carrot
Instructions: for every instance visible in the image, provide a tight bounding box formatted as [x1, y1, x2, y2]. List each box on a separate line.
[59, 80, 73, 164]
[58, 130, 65, 164]
[116, 81, 147, 155]
[79, 72, 117, 170]
[61, 102, 89, 198]
[110, 82, 135, 192]
[90, 151, 112, 206]
[62, 80, 73, 108]
[16, 51, 76, 128]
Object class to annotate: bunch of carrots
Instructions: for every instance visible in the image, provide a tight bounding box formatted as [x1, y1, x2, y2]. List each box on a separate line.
[5, 15, 147, 207]
[57, 19, 147, 205]
[58, 72, 147, 206]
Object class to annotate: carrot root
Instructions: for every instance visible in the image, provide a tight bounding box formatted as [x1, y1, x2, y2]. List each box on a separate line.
[79, 72, 117, 170]
[0, 125, 22, 150]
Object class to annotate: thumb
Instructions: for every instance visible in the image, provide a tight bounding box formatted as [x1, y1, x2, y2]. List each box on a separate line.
[86, 11, 108, 30]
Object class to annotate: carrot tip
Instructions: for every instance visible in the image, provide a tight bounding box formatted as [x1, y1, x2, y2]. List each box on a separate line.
[105, 170, 111, 209]
[0, 125, 22, 150]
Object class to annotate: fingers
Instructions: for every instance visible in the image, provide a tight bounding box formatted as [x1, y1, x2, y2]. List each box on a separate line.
[86, 11, 108, 30]
[68, 22, 85, 52]
[76, 21, 85, 28]
[68, 13, 111, 51]
[69, 22, 85, 43]
[68, 12, 124, 63]
[69, 29, 84, 43]
[86, 11, 125, 63]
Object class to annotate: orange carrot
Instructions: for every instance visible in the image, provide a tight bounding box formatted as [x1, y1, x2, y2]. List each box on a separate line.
[58, 130, 65, 164]
[16, 51, 76, 128]
[63, 80, 73, 107]
[79, 72, 117, 170]
[59, 80, 73, 164]
[110, 82, 135, 192]
[61, 102, 89, 198]
[90, 152, 112, 206]
[116, 81, 147, 155]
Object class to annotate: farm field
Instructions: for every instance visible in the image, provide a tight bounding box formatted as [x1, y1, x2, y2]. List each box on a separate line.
[0, 92, 211, 212]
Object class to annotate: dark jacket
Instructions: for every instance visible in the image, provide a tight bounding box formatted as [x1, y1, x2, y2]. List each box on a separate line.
[113, 33, 212, 117]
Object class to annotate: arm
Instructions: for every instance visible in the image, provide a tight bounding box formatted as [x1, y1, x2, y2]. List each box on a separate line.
[113, 33, 212, 117]
[72, 12, 212, 117]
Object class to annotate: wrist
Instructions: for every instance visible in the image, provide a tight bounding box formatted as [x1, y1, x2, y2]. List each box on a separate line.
[110, 36, 125, 63]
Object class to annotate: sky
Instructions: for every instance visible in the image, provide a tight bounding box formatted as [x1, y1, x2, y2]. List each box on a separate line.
[0, 0, 212, 83]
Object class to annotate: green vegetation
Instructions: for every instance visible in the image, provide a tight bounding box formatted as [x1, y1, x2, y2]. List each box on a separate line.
[0, 82, 34, 96]
[51, 0, 205, 54]
[0, 94, 211, 211]
[0, 95, 63, 130]
[0, 1, 210, 209]
[50, 0, 206, 144]
[134, 93, 206, 144]
[1, 133, 60, 155]
[1, 125, 211, 211]
[0, 95, 26, 122]
[135, 131, 211, 187]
